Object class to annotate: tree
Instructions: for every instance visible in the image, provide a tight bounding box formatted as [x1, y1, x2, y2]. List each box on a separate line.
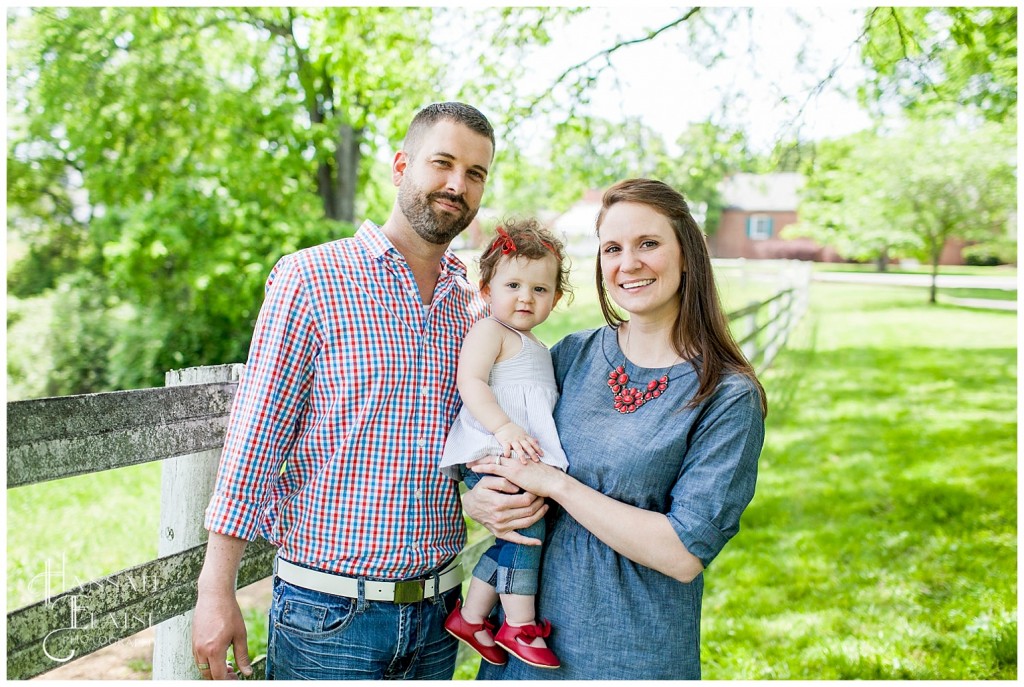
[788, 129, 912, 271]
[493, 115, 676, 215]
[665, 121, 753, 234]
[8, 8, 362, 391]
[859, 7, 1017, 124]
[6, 7, 563, 393]
[788, 120, 1016, 301]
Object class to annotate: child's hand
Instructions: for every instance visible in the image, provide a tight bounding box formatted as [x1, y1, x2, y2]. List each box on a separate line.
[494, 422, 544, 464]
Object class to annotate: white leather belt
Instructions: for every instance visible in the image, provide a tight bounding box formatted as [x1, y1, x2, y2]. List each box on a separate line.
[275, 557, 463, 603]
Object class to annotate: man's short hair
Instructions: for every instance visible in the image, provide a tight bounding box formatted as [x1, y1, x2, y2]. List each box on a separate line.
[403, 102, 495, 160]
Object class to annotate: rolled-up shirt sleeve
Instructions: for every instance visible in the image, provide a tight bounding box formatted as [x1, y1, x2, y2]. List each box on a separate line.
[667, 377, 764, 568]
[204, 254, 321, 541]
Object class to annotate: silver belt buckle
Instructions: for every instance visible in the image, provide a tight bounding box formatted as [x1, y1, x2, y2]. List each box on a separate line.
[393, 579, 426, 603]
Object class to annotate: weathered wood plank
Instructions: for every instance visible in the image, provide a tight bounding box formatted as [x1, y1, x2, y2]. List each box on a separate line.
[241, 655, 268, 680]
[7, 382, 240, 488]
[7, 539, 275, 680]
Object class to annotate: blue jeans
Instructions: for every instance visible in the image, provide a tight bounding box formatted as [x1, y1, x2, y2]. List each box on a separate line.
[265, 575, 459, 680]
[462, 466, 544, 595]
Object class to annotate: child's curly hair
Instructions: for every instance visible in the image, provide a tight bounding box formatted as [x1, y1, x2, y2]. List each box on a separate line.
[477, 217, 573, 303]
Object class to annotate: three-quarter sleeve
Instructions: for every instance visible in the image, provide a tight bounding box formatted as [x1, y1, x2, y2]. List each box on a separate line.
[204, 255, 322, 540]
[666, 376, 764, 568]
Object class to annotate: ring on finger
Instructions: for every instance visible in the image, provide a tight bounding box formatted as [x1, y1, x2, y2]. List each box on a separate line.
[196, 662, 211, 671]
[494, 455, 501, 465]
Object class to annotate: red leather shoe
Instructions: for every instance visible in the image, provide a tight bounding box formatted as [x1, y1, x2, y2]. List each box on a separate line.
[444, 601, 508, 666]
[494, 620, 560, 669]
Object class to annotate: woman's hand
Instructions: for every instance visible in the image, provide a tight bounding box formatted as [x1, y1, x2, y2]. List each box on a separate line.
[471, 457, 565, 499]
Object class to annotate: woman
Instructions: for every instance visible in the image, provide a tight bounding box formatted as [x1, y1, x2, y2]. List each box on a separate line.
[464, 178, 766, 679]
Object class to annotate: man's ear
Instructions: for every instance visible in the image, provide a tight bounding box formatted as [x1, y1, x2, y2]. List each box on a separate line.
[391, 151, 408, 187]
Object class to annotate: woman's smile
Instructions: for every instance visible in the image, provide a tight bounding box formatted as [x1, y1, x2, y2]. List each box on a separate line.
[620, 278, 655, 290]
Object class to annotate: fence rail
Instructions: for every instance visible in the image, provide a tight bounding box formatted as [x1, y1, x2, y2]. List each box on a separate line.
[6, 261, 810, 680]
[7, 382, 238, 488]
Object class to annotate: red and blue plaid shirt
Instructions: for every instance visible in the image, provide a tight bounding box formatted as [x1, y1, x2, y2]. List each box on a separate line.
[205, 221, 486, 579]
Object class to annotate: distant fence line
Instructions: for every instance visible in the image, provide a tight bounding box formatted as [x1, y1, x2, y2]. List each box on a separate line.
[6, 260, 810, 680]
[714, 258, 812, 371]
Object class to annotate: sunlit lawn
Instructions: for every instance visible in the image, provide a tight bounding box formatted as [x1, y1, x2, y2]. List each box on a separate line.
[6, 462, 162, 609]
[940, 287, 1017, 301]
[700, 283, 1016, 679]
[6, 271, 1016, 679]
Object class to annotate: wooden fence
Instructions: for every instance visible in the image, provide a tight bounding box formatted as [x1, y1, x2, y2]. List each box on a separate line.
[716, 258, 812, 371]
[6, 261, 810, 680]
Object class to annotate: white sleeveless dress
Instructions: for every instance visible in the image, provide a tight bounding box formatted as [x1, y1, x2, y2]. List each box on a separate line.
[439, 319, 568, 480]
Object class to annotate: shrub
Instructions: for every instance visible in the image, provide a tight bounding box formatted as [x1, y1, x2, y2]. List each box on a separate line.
[963, 239, 1017, 266]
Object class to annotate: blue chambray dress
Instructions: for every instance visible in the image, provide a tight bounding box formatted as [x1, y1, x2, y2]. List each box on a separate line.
[439, 319, 568, 478]
[478, 326, 764, 680]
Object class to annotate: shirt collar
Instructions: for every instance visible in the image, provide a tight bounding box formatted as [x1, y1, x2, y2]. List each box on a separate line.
[355, 220, 469, 280]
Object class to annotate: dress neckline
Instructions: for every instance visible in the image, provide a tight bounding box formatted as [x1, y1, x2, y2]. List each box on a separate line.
[600, 326, 696, 379]
[491, 316, 547, 349]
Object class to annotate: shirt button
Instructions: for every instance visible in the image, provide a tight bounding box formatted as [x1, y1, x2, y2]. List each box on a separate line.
[414, 489, 423, 500]
[421, 386, 431, 396]
[416, 438, 426, 448]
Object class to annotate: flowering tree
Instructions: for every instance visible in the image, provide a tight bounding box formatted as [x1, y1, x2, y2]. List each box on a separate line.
[789, 119, 1016, 302]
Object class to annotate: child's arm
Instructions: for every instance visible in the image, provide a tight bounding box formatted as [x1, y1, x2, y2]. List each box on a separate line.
[457, 319, 544, 462]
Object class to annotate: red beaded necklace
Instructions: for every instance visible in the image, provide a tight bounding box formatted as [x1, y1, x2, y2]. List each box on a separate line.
[607, 366, 669, 414]
[606, 325, 678, 414]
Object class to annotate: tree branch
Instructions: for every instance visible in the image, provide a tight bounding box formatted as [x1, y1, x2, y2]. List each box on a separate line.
[558, 8, 701, 87]
[519, 8, 702, 118]
[774, 12, 876, 144]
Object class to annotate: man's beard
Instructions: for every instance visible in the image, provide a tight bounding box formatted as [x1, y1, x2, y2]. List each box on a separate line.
[398, 184, 477, 245]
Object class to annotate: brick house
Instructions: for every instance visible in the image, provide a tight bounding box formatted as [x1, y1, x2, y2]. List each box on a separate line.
[707, 172, 976, 264]
[708, 172, 842, 262]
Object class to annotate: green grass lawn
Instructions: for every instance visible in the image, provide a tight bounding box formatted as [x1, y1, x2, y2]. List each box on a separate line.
[7, 275, 1016, 679]
[940, 287, 1018, 301]
[700, 283, 1017, 679]
[6, 462, 163, 609]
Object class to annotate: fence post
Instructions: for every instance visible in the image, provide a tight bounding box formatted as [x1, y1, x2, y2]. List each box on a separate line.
[764, 294, 782, 367]
[152, 364, 245, 680]
[742, 301, 758, 362]
[797, 261, 812, 318]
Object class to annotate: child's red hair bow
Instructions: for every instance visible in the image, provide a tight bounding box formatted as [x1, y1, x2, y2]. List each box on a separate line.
[491, 226, 516, 254]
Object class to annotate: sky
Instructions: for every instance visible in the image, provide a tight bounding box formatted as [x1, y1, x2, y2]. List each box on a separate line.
[502, 6, 876, 153]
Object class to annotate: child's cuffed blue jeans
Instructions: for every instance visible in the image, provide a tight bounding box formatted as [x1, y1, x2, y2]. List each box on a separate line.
[461, 464, 544, 595]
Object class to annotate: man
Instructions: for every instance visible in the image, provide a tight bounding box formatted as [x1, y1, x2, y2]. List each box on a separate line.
[191, 102, 544, 680]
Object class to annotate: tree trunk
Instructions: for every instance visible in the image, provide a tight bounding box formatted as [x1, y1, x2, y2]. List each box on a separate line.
[314, 122, 361, 224]
[929, 244, 942, 304]
[875, 246, 889, 272]
[317, 161, 338, 219]
[333, 122, 361, 225]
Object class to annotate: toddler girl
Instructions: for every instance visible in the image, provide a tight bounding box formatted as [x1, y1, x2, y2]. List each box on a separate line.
[440, 218, 571, 669]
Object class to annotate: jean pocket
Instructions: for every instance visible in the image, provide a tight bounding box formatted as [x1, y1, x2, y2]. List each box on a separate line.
[274, 581, 358, 638]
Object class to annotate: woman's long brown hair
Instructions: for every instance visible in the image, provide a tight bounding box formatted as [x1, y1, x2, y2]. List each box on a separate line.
[595, 178, 767, 416]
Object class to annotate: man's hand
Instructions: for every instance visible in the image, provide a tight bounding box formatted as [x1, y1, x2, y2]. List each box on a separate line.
[192, 585, 252, 680]
[192, 533, 253, 680]
[462, 472, 548, 545]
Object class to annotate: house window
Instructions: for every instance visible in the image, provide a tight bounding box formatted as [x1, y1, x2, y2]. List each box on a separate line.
[747, 214, 773, 240]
